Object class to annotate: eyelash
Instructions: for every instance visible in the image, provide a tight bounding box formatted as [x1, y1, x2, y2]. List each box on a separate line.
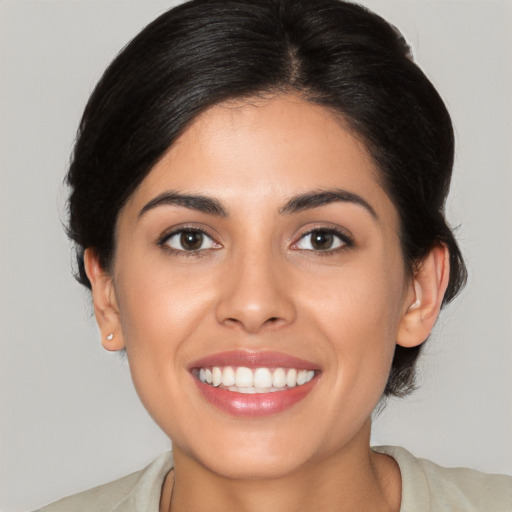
[158, 226, 219, 257]
[292, 227, 354, 256]
[157, 226, 354, 257]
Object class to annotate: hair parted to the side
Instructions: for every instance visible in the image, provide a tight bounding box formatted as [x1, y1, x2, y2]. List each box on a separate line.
[66, 0, 467, 397]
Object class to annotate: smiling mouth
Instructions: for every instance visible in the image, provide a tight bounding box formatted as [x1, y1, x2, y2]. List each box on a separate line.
[190, 350, 320, 416]
[193, 366, 316, 393]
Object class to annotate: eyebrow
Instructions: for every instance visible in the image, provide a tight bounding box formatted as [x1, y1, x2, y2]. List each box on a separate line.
[139, 191, 228, 218]
[138, 188, 377, 220]
[279, 189, 377, 218]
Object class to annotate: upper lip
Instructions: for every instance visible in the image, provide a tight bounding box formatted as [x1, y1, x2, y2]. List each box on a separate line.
[189, 350, 320, 370]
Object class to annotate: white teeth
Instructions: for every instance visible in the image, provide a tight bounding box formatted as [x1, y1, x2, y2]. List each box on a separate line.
[234, 387, 258, 394]
[222, 366, 235, 387]
[212, 367, 222, 387]
[272, 368, 287, 388]
[297, 369, 308, 386]
[228, 386, 286, 393]
[235, 367, 253, 387]
[254, 368, 272, 387]
[198, 365, 317, 392]
[286, 368, 297, 388]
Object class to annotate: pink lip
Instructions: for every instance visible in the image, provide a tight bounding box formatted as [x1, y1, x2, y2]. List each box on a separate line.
[189, 350, 320, 418]
[189, 350, 320, 370]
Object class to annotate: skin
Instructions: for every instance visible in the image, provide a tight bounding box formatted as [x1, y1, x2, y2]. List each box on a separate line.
[85, 94, 449, 512]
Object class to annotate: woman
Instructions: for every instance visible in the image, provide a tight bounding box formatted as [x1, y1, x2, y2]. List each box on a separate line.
[28, 0, 511, 510]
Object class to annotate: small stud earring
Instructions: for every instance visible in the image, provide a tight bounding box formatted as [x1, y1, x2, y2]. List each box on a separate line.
[106, 333, 114, 341]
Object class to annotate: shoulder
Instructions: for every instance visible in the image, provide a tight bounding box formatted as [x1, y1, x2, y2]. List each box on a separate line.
[373, 445, 512, 512]
[35, 452, 174, 512]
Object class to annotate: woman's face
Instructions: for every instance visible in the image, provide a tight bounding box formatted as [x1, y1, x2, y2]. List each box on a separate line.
[108, 95, 413, 478]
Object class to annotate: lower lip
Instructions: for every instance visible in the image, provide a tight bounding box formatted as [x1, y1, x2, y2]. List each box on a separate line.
[194, 377, 318, 417]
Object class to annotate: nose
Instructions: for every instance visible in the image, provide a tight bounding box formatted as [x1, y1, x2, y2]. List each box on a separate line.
[215, 249, 296, 334]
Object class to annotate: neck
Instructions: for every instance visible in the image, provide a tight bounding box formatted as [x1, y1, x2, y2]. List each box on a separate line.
[161, 420, 401, 512]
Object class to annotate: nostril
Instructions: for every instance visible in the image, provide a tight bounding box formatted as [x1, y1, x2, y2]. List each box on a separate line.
[224, 316, 281, 330]
[262, 317, 282, 327]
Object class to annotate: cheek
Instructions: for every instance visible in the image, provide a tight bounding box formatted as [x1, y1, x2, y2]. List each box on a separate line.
[116, 271, 212, 359]
[112, 254, 215, 384]
[113, 268, 215, 435]
[301, 255, 406, 387]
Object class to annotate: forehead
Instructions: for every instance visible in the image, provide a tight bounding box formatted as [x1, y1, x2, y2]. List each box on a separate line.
[123, 94, 397, 224]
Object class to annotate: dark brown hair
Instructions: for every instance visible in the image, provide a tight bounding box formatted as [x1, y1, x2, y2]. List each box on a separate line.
[66, 0, 467, 397]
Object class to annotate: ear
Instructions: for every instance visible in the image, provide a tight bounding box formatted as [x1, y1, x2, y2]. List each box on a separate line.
[396, 244, 450, 348]
[84, 248, 125, 351]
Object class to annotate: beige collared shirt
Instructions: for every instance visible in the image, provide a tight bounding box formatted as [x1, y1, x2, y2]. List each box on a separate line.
[37, 447, 512, 511]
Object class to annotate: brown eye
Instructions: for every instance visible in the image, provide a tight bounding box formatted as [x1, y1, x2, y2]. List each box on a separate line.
[295, 229, 346, 251]
[310, 231, 335, 250]
[163, 229, 218, 252]
[180, 231, 204, 250]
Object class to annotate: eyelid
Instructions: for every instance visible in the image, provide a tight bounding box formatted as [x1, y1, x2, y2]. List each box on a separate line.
[156, 223, 353, 256]
[157, 224, 222, 252]
[290, 225, 354, 252]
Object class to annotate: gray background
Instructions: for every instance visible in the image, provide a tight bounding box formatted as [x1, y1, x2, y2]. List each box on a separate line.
[0, 1, 511, 511]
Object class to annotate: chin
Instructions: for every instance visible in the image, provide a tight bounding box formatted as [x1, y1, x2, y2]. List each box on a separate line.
[175, 426, 318, 480]
[202, 449, 311, 480]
